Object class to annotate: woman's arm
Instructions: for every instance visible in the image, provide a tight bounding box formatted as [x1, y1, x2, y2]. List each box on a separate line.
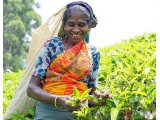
[27, 75, 58, 104]
[27, 75, 82, 111]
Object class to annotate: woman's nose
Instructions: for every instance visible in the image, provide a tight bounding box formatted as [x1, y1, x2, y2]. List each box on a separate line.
[72, 25, 80, 33]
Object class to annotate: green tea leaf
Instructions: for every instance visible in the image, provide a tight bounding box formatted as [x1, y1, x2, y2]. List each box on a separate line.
[111, 108, 119, 120]
[73, 86, 80, 98]
[79, 88, 91, 99]
[130, 77, 137, 84]
[85, 95, 99, 104]
[119, 90, 130, 97]
[132, 91, 147, 96]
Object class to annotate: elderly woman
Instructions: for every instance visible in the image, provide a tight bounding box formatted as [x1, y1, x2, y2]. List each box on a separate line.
[27, 1, 102, 120]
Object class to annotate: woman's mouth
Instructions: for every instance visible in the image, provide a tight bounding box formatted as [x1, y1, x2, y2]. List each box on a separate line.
[72, 34, 80, 39]
[73, 34, 78, 37]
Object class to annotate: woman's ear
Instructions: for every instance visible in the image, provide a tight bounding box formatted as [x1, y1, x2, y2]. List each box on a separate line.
[88, 22, 93, 28]
[88, 19, 97, 28]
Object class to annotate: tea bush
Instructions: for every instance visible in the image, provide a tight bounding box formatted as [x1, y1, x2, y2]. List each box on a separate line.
[98, 33, 156, 119]
[3, 71, 35, 119]
[3, 70, 24, 113]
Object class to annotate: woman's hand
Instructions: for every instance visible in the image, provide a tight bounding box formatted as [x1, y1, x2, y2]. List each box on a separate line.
[58, 95, 82, 111]
[88, 91, 103, 106]
[100, 90, 112, 99]
[89, 90, 112, 106]
[93, 90, 112, 99]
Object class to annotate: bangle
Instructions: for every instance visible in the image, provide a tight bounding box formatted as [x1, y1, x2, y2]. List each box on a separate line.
[54, 96, 58, 108]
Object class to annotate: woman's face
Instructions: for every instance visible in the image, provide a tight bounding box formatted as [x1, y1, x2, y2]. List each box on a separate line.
[63, 10, 90, 45]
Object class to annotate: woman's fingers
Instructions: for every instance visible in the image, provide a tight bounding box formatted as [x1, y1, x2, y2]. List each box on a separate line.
[93, 90, 101, 98]
[61, 96, 82, 111]
[102, 91, 112, 98]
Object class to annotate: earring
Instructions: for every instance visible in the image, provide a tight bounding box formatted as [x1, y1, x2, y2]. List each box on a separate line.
[85, 33, 89, 43]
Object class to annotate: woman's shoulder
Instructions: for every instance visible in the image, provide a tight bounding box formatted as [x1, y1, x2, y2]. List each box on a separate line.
[51, 36, 62, 42]
[44, 37, 62, 47]
[89, 45, 100, 55]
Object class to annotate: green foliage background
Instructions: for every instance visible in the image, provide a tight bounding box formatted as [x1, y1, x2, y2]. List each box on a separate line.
[3, 0, 41, 72]
[3, 33, 156, 119]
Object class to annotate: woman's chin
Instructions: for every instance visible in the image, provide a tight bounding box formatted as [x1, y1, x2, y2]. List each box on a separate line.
[71, 38, 83, 44]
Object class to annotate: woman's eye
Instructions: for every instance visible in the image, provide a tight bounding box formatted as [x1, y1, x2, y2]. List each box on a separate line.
[78, 23, 86, 27]
[68, 23, 74, 27]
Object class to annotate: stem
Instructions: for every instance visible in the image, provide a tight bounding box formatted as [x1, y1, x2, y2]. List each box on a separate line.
[125, 109, 130, 120]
